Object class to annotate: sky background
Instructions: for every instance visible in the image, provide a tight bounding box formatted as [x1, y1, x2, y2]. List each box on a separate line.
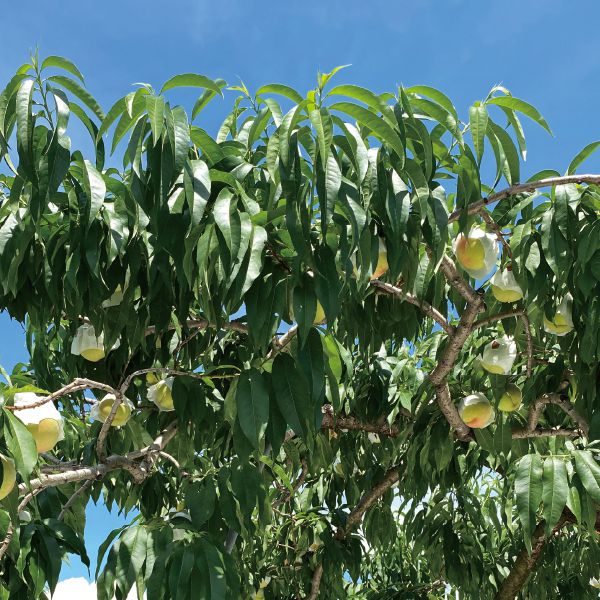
[2, 0, 600, 595]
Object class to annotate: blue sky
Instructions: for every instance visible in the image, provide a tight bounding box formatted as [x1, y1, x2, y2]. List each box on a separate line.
[2, 0, 600, 590]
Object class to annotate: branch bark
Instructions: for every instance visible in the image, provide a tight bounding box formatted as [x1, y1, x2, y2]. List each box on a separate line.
[370, 279, 455, 335]
[495, 515, 570, 600]
[429, 296, 485, 441]
[334, 464, 401, 540]
[449, 174, 600, 223]
[307, 564, 324, 600]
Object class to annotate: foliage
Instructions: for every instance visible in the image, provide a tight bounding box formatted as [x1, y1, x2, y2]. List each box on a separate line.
[0, 53, 599, 598]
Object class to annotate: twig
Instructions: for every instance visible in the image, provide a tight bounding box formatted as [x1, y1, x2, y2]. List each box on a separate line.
[276, 459, 308, 506]
[474, 309, 525, 329]
[5, 378, 118, 411]
[519, 312, 534, 378]
[58, 480, 93, 521]
[449, 174, 600, 223]
[0, 489, 42, 561]
[478, 207, 512, 257]
[370, 280, 455, 335]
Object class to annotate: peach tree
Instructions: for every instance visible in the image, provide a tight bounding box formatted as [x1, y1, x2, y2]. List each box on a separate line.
[0, 54, 599, 598]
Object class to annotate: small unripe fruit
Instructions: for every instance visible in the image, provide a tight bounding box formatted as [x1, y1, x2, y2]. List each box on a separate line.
[498, 384, 522, 412]
[372, 239, 389, 279]
[314, 301, 326, 325]
[0, 455, 16, 500]
[92, 394, 134, 427]
[13, 392, 64, 454]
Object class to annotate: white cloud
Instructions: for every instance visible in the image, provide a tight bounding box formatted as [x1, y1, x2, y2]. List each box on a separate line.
[52, 578, 141, 600]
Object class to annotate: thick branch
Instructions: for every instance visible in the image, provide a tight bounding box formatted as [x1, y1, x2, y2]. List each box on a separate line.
[438, 255, 482, 305]
[526, 389, 588, 437]
[19, 422, 177, 495]
[430, 297, 484, 441]
[449, 174, 600, 223]
[307, 564, 324, 600]
[335, 464, 401, 540]
[495, 515, 570, 600]
[370, 279, 455, 335]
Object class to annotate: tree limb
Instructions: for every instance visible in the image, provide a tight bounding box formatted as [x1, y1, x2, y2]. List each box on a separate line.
[307, 564, 324, 600]
[334, 464, 401, 540]
[58, 479, 93, 521]
[370, 279, 455, 335]
[430, 297, 485, 441]
[449, 174, 600, 223]
[495, 515, 570, 600]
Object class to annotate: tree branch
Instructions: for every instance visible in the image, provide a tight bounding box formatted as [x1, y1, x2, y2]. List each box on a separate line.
[478, 207, 512, 258]
[58, 480, 93, 521]
[495, 515, 570, 600]
[334, 464, 401, 540]
[438, 255, 482, 305]
[449, 174, 600, 223]
[474, 309, 525, 329]
[429, 297, 485, 441]
[526, 387, 588, 437]
[370, 279, 455, 335]
[519, 312, 534, 378]
[307, 564, 324, 600]
[0, 490, 41, 562]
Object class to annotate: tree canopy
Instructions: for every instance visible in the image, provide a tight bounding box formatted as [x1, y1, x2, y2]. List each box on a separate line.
[0, 54, 600, 599]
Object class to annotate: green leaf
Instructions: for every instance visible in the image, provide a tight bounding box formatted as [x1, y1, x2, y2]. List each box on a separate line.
[16, 78, 34, 173]
[327, 84, 385, 113]
[192, 78, 227, 119]
[236, 368, 269, 449]
[541, 457, 568, 534]
[488, 120, 520, 185]
[329, 102, 405, 165]
[83, 160, 106, 227]
[3, 408, 37, 479]
[406, 85, 459, 120]
[487, 96, 552, 135]
[573, 450, 600, 503]
[160, 73, 224, 96]
[41, 56, 85, 83]
[514, 453, 543, 553]
[567, 140, 600, 175]
[146, 95, 165, 143]
[272, 354, 312, 439]
[183, 160, 211, 227]
[186, 479, 216, 527]
[256, 83, 303, 104]
[48, 75, 104, 120]
[469, 104, 488, 163]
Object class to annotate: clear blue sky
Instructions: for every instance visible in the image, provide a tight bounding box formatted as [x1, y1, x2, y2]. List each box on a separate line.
[2, 0, 600, 585]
